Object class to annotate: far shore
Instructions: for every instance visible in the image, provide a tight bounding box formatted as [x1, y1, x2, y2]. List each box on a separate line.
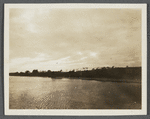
[78, 77, 141, 83]
[9, 75, 141, 83]
[54, 77, 141, 83]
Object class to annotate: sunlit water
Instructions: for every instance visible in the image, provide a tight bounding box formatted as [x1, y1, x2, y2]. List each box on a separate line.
[9, 76, 141, 109]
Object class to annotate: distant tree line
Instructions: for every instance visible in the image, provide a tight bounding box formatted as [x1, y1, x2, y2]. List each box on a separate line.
[9, 66, 141, 79]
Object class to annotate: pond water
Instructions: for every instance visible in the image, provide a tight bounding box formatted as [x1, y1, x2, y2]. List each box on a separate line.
[9, 76, 141, 109]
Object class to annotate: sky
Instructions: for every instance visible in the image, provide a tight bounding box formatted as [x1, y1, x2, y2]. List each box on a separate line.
[9, 8, 141, 72]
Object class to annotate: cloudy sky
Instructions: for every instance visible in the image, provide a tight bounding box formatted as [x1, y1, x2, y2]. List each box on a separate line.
[9, 8, 141, 72]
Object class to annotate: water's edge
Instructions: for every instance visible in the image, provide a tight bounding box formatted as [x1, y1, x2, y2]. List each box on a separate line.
[9, 75, 141, 83]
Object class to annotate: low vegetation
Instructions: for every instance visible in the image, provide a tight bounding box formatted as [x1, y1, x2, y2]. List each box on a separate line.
[9, 66, 141, 80]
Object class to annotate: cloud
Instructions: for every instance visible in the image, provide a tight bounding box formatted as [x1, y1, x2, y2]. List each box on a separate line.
[9, 8, 141, 72]
[80, 57, 87, 60]
[90, 52, 97, 57]
[77, 52, 83, 55]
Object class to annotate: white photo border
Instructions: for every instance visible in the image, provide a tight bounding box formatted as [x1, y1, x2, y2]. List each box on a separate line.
[4, 3, 147, 116]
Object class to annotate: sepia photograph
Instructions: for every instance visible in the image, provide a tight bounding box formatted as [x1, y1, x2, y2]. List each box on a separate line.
[4, 4, 147, 115]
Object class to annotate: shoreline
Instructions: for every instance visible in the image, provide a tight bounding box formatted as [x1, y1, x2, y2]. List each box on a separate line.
[79, 77, 141, 83]
[9, 75, 141, 83]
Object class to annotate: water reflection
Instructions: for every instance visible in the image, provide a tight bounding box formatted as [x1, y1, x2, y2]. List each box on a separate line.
[9, 76, 141, 109]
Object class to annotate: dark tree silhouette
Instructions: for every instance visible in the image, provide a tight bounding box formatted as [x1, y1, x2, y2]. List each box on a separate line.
[25, 70, 30, 74]
[9, 66, 141, 80]
[32, 70, 38, 73]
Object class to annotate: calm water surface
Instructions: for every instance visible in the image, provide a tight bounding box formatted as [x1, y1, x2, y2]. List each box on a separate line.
[9, 76, 141, 109]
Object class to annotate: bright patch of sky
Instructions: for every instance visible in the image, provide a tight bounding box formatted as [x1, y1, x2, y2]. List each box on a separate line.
[90, 52, 97, 57]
